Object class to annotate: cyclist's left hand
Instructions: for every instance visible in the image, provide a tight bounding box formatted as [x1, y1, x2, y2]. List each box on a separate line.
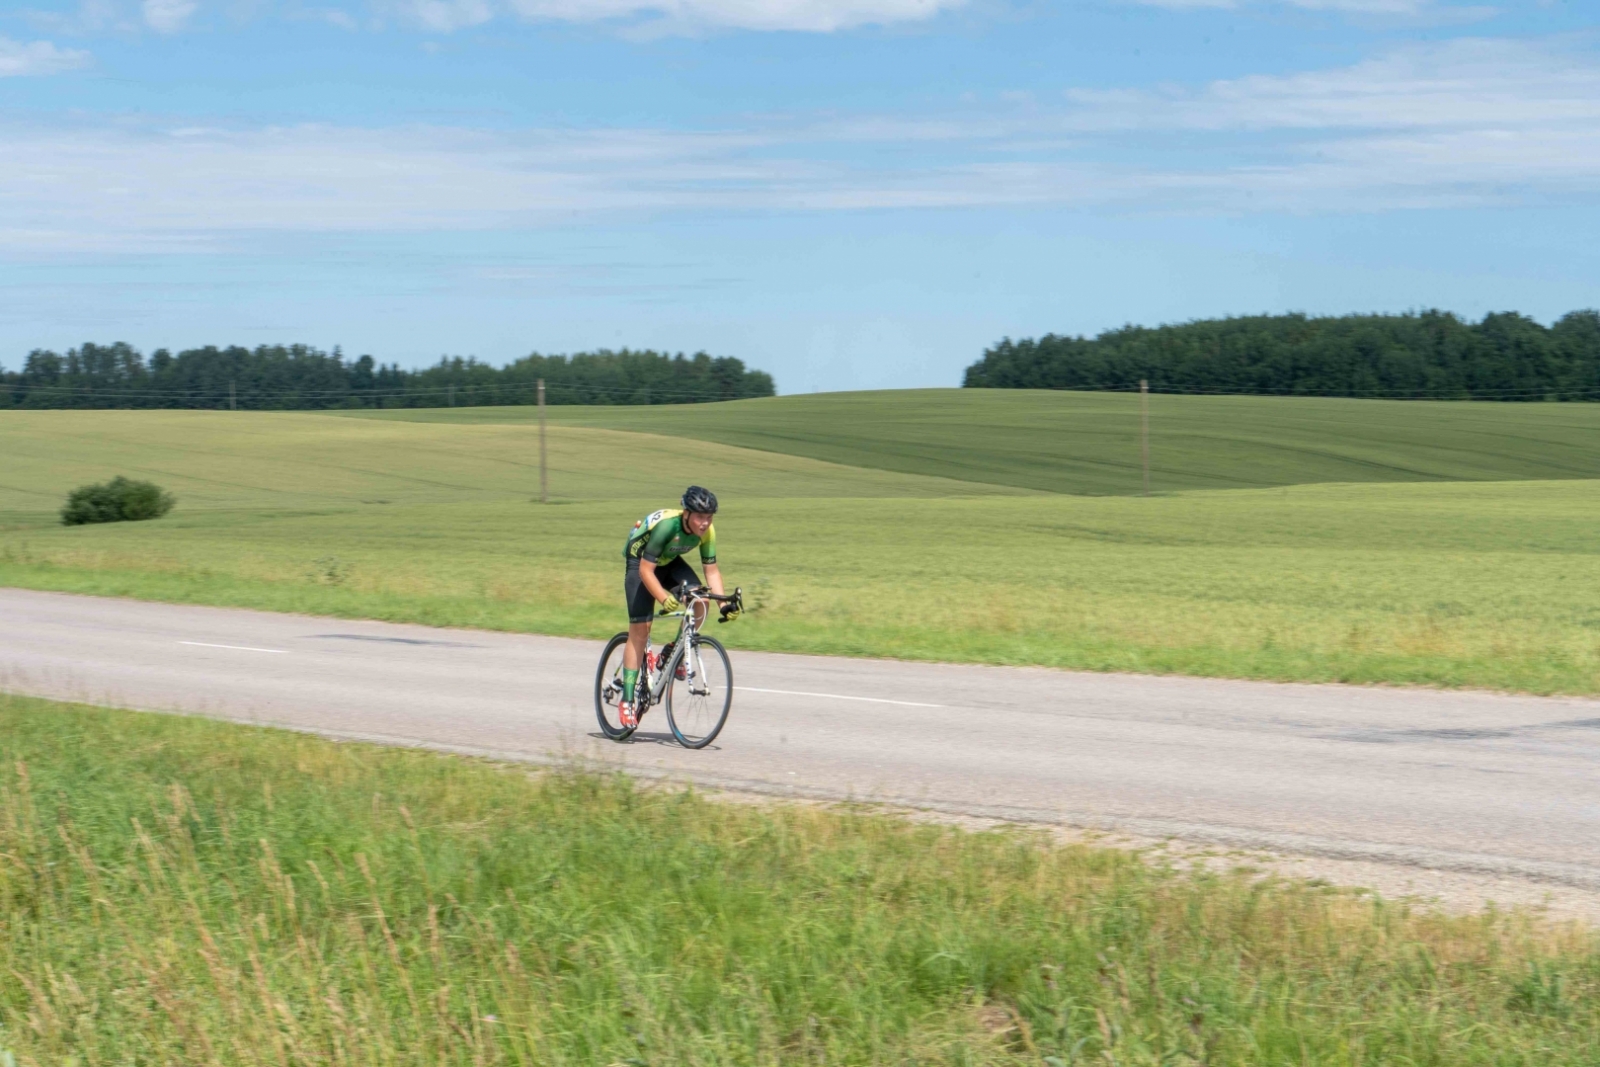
[720, 603, 741, 622]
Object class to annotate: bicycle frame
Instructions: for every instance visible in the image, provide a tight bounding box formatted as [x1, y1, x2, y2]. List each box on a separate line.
[640, 585, 740, 704]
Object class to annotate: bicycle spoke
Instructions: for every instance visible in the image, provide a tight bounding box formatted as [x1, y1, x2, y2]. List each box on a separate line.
[665, 636, 732, 748]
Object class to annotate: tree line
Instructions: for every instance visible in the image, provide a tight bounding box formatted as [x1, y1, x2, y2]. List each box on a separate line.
[0, 343, 776, 409]
[963, 310, 1600, 400]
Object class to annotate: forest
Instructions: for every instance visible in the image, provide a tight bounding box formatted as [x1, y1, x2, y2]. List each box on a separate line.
[963, 310, 1600, 399]
[0, 344, 776, 409]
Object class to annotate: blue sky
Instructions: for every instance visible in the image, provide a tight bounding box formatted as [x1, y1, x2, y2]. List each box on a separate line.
[1, 0, 1596, 392]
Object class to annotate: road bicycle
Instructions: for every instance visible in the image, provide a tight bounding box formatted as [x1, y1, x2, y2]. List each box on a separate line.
[594, 585, 742, 749]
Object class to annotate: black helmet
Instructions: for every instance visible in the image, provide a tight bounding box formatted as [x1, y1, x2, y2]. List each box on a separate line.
[681, 485, 718, 515]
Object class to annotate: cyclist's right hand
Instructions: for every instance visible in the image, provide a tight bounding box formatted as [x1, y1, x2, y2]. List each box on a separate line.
[659, 594, 682, 614]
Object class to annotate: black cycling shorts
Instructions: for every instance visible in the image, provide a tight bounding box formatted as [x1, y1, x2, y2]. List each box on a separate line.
[624, 556, 701, 624]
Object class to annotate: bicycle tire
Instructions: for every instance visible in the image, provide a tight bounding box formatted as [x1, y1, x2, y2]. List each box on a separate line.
[594, 632, 637, 741]
[664, 634, 733, 749]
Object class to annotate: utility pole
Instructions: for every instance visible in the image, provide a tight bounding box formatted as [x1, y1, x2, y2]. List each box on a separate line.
[538, 378, 548, 504]
[448, 384, 456, 407]
[1140, 379, 1150, 496]
[229, 380, 236, 411]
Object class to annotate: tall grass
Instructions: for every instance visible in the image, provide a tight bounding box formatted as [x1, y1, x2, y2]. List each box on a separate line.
[2, 693, 1598, 1065]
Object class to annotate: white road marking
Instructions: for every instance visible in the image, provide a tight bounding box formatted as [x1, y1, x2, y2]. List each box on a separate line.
[179, 641, 289, 654]
[737, 686, 943, 708]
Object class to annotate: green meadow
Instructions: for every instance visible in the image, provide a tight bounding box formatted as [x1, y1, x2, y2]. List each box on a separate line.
[348, 387, 1600, 495]
[2, 390, 1599, 693]
[4, 691, 1598, 1066]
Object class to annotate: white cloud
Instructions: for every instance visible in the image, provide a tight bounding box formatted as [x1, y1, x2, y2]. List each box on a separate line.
[318, 7, 361, 28]
[19, 0, 124, 34]
[524, 0, 959, 31]
[1131, 0, 1443, 12]
[406, 0, 491, 30]
[2, 36, 1599, 252]
[1281, 0, 1432, 10]
[1041, 37, 1600, 211]
[390, 0, 961, 32]
[142, 0, 198, 32]
[1063, 38, 1600, 133]
[0, 122, 782, 249]
[31, 0, 959, 35]
[0, 36, 92, 76]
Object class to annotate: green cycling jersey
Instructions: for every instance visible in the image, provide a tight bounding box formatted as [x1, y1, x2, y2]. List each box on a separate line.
[624, 508, 717, 566]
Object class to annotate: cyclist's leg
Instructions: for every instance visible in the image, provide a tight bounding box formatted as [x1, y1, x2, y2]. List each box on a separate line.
[623, 621, 651, 670]
[657, 558, 706, 625]
[656, 558, 699, 596]
[622, 561, 659, 707]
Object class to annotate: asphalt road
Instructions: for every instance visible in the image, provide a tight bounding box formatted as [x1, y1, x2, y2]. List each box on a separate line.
[3, 587, 1598, 892]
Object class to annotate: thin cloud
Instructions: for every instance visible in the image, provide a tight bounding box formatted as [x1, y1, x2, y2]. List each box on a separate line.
[325, 7, 360, 27]
[1062, 37, 1600, 132]
[0, 36, 92, 76]
[2, 36, 1598, 251]
[391, 0, 963, 32]
[1131, 0, 1443, 12]
[303, 6, 361, 28]
[18, 0, 125, 34]
[406, 0, 491, 30]
[143, 0, 199, 31]
[0, 122, 787, 244]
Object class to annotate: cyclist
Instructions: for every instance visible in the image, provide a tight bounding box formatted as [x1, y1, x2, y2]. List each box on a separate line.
[618, 485, 736, 727]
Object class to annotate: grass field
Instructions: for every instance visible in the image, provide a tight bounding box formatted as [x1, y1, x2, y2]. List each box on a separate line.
[3, 394, 1600, 694]
[3, 691, 1597, 1066]
[346, 388, 1600, 496]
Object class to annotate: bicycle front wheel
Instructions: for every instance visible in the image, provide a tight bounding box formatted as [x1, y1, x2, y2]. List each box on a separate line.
[664, 635, 732, 749]
[594, 632, 636, 741]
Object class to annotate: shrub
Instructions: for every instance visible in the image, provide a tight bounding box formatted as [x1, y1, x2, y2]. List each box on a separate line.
[60, 476, 175, 526]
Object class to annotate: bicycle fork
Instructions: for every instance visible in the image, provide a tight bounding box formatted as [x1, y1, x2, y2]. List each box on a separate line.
[682, 641, 713, 697]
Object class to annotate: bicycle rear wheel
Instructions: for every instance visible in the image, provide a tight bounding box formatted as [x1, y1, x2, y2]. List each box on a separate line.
[664, 635, 732, 748]
[594, 633, 636, 740]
